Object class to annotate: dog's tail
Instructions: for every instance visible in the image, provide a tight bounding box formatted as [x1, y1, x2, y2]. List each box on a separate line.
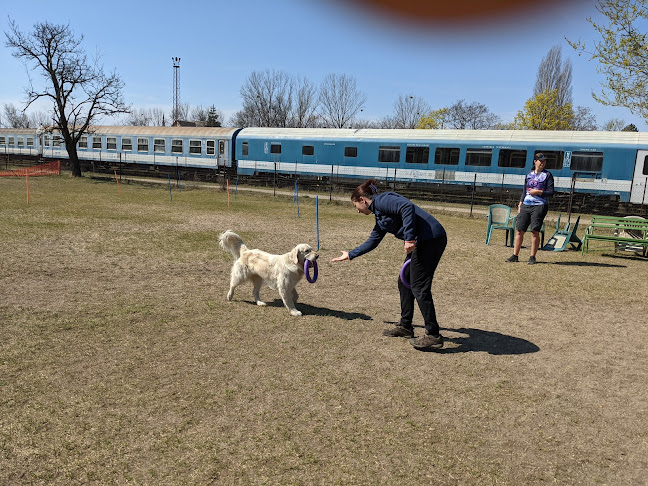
[219, 230, 248, 259]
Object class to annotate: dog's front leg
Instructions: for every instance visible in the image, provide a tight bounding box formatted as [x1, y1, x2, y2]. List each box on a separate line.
[279, 285, 302, 316]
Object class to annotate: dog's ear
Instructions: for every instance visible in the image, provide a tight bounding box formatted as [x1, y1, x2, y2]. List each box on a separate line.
[289, 247, 300, 264]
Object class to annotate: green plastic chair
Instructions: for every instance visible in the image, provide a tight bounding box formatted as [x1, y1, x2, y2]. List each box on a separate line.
[486, 204, 515, 246]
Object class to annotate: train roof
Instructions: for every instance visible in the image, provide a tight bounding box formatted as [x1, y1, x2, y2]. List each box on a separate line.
[237, 128, 648, 146]
[0, 126, 239, 137]
[85, 126, 240, 137]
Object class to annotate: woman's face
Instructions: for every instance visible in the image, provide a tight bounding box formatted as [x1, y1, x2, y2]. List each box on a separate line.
[353, 196, 372, 215]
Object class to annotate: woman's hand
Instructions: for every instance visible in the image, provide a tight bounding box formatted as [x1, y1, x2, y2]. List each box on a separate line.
[404, 240, 416, 254]
[331, 251, 349, 262]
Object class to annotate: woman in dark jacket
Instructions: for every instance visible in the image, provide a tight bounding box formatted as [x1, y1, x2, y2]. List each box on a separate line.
[332, 179, 447, 350]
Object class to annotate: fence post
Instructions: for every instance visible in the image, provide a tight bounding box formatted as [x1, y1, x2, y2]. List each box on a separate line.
[274, 162, 277, 197]
[470, 173, 476, 218]
[500, 170, 505, 203]
[330, 165, 333, 202]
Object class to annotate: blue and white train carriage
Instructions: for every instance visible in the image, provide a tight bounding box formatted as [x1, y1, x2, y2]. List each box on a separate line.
[1, 126, 241, 169]
[235, 128, 648, 204]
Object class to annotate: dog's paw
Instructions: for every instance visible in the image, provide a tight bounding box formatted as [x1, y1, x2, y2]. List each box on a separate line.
[290, 309, 303, 317]
[227, 292, 233, 301]
[256, 301, 267, 306]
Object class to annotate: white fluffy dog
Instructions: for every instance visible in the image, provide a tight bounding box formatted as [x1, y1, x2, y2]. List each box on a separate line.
[219, 230, 318, 316]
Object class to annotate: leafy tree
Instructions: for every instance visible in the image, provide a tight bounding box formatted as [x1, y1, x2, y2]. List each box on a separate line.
[5, 19, 129, 176]
[623, 123, 639, 131]
[318, 73, 366, 128]
[568, 0, 648, 122]
[206, 105, 223, 127]
[513, 89, 573, 130]
[416, 108, 450, 129]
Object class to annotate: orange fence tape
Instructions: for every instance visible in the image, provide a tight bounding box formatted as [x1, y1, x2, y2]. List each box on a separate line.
[0, 160, 61, 177]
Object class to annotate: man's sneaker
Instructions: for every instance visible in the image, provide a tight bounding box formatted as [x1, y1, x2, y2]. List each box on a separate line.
[409, 333, 444, 350]
[506, 254, 519, 263]
[382, 325, 414, 338]
[528, 256, 537, 265]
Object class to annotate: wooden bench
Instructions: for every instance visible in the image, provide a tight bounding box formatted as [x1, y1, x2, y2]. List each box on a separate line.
[581, 215, 648, 257]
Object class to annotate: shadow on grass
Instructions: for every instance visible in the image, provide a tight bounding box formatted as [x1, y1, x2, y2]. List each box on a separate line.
[414, 327, 540, 355]
[246, 299, 372, 321]
[552, 260, 627, 268]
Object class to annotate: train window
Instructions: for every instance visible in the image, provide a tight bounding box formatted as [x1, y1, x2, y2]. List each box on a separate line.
[44, 135, 50, 146]
[534, 150, 564, 170]
[106, 137, 117, 150]
[190, 140, 202, 155]
[570, 151, 603, 172]
[207, 140, 215, 155]
[434, 147, 459, 165]
[172, 139, 183, 154]
[302, 145, 314, 156]
[379, 146, 400, 163]
[17, 137, 24, 147]
[138, 138, 149, 152]
[0, 136, 5, 145]
[219, 141, 225, 155]
[242, 142, 249, 156]
[79, 136, 88, 149]
[9, 137, 15, 146]
[92, 137, 102, 149]
[345, 146, 357, 157]
[466, 148, 492, 166]
[271, 143, 282, 154]
[406, 146, 429, 164]
[154, 139, 165, 153]
[643, 155, 648, 176]
[27, 138, 34, 147]
[498, 149, 526, 168]
[122, 138, 133, 151]
[53, 136, 62, 147]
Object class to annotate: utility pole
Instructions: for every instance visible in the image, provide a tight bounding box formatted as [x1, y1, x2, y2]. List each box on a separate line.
[172, 57, 181, 124]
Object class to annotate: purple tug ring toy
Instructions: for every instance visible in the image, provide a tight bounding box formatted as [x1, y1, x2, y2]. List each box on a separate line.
[305, 259, 318, 283]
[399, 259, 411, 289]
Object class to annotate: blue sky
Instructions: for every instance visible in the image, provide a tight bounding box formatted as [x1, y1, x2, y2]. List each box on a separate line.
[1, 0, 645, 130]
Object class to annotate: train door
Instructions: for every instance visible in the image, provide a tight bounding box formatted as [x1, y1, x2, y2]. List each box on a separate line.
[218, 140, 226, 167]
[630, 150, 648, 204]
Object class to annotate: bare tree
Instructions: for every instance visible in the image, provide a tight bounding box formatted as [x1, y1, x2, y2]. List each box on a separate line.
[5, 19, 129, 176]
[318, 73, 366, 128]
[571, 106, 598, 130]
[123, 107, 166, 126]
[291, 75, 319, 127]
[390, 95, 430, 129]
[239, 70, 294, 127]
[602, 117, 626, 131]
[534, 45, 573, 107]
[447, 100, 501, 129]
[3, 103, 30, 128]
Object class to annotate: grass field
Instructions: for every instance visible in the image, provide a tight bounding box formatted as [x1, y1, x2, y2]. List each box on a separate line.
[1, 175, 647, 485]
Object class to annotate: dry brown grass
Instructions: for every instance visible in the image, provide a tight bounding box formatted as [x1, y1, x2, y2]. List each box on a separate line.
[1, 175, 647, 485]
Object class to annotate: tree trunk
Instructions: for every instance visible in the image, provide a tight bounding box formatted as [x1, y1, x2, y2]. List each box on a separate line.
[66, 140, 82, 177]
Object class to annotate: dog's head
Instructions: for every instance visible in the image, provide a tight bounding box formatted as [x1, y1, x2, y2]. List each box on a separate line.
[290, 244, 318, 266]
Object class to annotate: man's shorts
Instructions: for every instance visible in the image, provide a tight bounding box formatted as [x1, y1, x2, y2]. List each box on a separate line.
[516, 203, 548, 232]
